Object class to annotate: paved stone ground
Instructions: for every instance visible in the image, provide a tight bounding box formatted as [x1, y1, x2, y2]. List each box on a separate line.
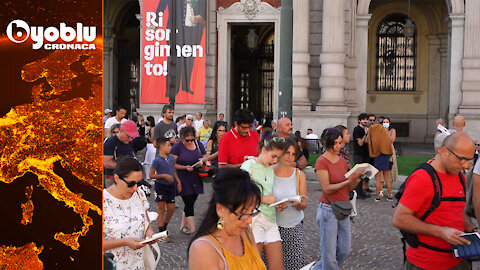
[145, 179, 480, 270]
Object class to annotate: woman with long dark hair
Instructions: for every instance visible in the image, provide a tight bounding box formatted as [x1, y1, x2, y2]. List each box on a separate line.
[188, 168, 266, 270]
[312, 128, 364, 270]
[206, 122, 228, 168]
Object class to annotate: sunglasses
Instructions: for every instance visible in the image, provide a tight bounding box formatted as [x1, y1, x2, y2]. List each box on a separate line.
[229, 208, 260, 221]
[369, 119, 376, 122]
[446, 147, 474, 165]
[184, 139, 195, 142]
[119, 176, 143, 188]
[476, 144, 480, 147]
[121, 129, 133, 139]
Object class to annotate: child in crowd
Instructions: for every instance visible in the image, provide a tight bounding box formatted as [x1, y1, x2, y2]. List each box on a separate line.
[149, 137, 182, 243]
[241, 136, 286, 270]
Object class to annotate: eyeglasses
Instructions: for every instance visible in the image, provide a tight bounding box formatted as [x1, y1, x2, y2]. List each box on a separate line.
[217, 129, 226, 132]
[238, 124, 252, 130]
[187, 119, 194, 121]
[446, 147, 474, 165]
[229, 208, 260, 221]
[119, 176, 142, 188]
[184, 139, 195, 142]
[121, 129, 133, 139]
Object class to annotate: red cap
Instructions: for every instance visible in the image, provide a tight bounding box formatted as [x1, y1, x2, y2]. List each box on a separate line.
[121, 120, 140, 137]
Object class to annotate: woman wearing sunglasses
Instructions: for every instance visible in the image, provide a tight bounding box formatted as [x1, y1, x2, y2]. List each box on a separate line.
[188, 168, 266, 270]
[172, 126, 209, 235]
[103, 156, 157, 270]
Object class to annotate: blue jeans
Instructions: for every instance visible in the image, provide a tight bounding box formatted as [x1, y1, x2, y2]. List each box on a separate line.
[313, 203, 351, 270]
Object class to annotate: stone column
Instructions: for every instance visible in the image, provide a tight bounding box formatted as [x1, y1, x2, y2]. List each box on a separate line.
[426, 35, 442, 141]
[355, 14, 371, 113]
[459, 0, 480, 138]
[292, 0, 310, 111]
[446, 14, 464, 117]
[103, 32, 115, 110]
[317, 0, 347, 111]
[294, 0, 349, 135]
[136, 14, 143, 101]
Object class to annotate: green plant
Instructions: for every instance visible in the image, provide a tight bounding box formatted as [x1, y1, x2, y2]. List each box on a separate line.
[307, 154, 431, 176]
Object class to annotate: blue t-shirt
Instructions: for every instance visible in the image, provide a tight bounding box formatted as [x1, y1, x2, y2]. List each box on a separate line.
[103, 135, 134, 176]
[151, 154, 175, 186]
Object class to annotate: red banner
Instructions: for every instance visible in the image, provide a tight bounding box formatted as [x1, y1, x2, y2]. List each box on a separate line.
[141, 0, 206, 104]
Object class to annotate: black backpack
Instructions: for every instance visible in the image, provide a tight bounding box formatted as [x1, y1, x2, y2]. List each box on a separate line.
[394, 163, 466, 258]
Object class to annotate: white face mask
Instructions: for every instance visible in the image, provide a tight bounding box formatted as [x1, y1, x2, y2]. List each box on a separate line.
[382, 123, 390, 128]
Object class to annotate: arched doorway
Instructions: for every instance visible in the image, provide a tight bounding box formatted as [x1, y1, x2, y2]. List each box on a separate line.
[231, 24, 274, 125]
[104, 0, 140, 117]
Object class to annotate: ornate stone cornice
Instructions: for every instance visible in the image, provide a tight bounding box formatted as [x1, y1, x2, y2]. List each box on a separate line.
[218, 0, 279, 20]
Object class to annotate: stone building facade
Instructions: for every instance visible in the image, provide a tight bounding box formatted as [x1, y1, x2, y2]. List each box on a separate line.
[104, 0, 480, 142]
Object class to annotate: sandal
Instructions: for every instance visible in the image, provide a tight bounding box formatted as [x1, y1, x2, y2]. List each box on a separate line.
[180, 226, 191, 235]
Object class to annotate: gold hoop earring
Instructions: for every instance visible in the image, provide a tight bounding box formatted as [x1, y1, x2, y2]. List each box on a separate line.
[217, 218, 225, 230]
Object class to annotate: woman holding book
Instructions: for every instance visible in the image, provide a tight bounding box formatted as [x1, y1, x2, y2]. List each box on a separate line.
[273, 138, 308, 270]
[172, 126, 209, 235]
[188, 168, 266, 270]
[313, 128, 364, 270]
[103, 156, 157, 270]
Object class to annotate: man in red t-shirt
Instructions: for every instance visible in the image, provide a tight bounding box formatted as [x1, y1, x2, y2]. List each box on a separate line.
[218, 108, 259, 168]
[393, 132, 477, 270]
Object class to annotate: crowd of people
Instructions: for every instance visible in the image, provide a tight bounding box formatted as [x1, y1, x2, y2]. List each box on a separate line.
[102, 105, 479, 270]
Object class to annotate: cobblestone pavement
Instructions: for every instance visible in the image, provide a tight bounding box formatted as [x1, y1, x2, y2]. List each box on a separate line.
[146, 180, 480, 270]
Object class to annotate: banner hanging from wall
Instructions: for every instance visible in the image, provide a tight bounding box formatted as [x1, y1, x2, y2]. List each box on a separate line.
[141, 0, 206, 104]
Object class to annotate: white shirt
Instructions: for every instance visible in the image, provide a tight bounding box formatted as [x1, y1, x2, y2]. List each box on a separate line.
[305, 134, 319, 139]
[103, 189, 149, 270]
[194, 119, 204, 132]
[104, 117, 127, 129]
[474, 159, 480, 175]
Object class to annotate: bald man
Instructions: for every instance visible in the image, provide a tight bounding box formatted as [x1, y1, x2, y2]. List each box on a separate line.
[450, 115, 466, 133]
[276, 117, 308, 170]
[393, 132, 476, 270]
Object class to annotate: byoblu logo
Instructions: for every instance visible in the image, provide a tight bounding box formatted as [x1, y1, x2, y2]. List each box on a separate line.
[6, 20, 96, 50]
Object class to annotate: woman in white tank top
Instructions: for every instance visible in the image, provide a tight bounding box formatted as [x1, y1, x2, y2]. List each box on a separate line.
[273, 138, 308, 270]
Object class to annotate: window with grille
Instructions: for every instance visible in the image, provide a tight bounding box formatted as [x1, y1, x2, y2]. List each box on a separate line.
[376, 14, 416, 91]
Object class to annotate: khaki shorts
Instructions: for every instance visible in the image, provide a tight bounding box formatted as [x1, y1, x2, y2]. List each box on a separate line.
[251, 212, 282, 244]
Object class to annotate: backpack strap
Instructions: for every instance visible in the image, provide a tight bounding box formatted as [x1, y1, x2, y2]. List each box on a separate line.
[415, 163, 465, 253]
[418, 163, 442, 221]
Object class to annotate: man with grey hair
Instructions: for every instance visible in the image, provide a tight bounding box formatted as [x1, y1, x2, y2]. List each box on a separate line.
[434, 132, 449, 153]
[178, 114, 194, 133]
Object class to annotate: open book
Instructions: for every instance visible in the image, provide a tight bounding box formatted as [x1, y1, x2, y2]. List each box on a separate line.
[140, 230, 169, 244]
[452, 232, 480, 259]
[344, 163, 378, 180]
[269, 195, 308, 207]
